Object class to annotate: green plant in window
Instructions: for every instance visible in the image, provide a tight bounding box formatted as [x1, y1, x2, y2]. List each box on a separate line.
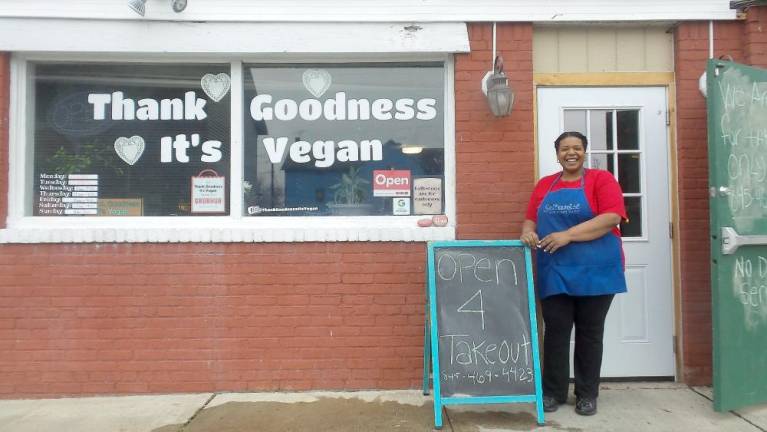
[44, 141, 124, 176]
[328, 166, 369, 204]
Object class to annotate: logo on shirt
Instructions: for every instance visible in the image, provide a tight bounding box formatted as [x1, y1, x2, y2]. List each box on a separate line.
[543, 203, 581, 215]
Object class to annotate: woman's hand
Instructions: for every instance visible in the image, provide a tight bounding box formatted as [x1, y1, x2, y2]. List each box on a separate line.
[538, 231, 572, 253]
[520, 230, 539, 248]
[520, 219, 539, 248]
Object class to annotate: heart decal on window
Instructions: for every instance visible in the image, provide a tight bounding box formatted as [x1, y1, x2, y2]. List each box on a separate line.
[201, 73, 231, 102]
[114, 136, 145, 166]
[302, 69, 332, 98]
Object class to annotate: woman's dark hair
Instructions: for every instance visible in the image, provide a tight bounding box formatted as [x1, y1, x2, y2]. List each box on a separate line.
[554, 131, 588, 151]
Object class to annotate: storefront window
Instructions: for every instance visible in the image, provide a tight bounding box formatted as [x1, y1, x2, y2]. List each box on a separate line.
[243, 63, 445, 217]
[32, 63, 231, 216]
[12, 58, 454, 242]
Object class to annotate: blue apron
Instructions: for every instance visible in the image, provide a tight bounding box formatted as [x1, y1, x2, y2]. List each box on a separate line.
[536, 170, 627, 299]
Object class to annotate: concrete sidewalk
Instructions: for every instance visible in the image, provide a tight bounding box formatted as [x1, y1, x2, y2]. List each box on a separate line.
[0, 383, 766, 432]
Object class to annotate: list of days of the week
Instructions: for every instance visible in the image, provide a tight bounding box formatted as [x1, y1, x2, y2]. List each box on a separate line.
[38, 173, 99, 215]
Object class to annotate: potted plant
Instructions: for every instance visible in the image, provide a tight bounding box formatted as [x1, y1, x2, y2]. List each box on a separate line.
[326, 166, 373, 216]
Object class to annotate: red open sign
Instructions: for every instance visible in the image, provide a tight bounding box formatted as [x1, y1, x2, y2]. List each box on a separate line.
[373, 170, 411, 197]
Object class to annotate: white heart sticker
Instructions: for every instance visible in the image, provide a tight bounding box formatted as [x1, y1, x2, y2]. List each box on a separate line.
[114, 136, 145, 166]
[201, 73, 231, 102]
[302, 69, 332, 98]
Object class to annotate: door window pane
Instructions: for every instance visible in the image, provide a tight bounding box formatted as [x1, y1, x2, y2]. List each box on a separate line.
[243, 63, 444, 216]
[621, 196, 642, 237]
[616, 110, 639, 150]
[33, 63, 231, 216]
[589, 110, 613, 151]
[618, 153, 641, 193]
[590, 154, 614, 174]
[563, 109, 586, 136]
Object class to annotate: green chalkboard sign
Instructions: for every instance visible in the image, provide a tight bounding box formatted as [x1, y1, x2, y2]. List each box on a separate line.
[422, 240, 544, 429]
[707, 59, 767, 411]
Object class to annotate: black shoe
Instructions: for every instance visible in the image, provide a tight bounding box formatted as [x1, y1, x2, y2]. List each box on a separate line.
[575, 397, 597, 416]
[543, 395, 563, 412]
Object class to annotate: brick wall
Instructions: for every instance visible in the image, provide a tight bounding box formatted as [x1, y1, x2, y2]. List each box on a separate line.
[12, 12, 763, 394]
[455, 23, 535, 239]
[0, 25, 536, 397]
[673, 14, 766, 384]
[745, 6, 767, 66]
[1, 243, 428, 396]
[675, 9, 767, 384]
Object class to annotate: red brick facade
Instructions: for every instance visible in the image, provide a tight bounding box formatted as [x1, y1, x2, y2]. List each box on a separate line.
[745, 6, 767, 66]
[1, 12, 766, 396]
[673, 7, 767, 385]
[455, 23, 535, 239]
[0, 23, 533, 398]
[1, 243, 429, 396]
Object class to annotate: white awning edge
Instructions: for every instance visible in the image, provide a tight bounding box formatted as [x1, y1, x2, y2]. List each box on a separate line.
[0, 19, 470, 54]
[0, 0, 739, 23]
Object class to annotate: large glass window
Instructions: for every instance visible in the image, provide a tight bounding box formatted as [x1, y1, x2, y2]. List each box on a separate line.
[28, 61, 447, 220]
[243, 63, 445, 216]
[32, 63, 231, 216]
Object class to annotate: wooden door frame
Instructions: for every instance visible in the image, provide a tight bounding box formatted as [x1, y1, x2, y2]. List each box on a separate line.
[532, 72, 681, 379]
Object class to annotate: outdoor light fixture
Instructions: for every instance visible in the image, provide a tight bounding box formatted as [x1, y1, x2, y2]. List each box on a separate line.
[481, 23, 514, 117]
[129, 0, 188, 16]
[484, 55, 514, 117]
[128, 0, 147, 16]
[171, 0, 188, 13]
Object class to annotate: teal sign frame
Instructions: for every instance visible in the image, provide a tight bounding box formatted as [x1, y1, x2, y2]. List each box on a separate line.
[423, 240, 544, 428]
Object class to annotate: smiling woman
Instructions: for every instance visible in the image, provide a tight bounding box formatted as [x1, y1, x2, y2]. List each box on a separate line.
[519, 130, 627, 416]
[556, 133, 587, 181]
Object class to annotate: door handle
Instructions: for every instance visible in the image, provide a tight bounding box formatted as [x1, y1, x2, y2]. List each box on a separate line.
[721, 227, 767, 255]
[709, 186, 731, 198]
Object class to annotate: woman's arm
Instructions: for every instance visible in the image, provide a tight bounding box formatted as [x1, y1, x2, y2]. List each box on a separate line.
[537, 212, 621, 253]
[520, 219, 539, 248]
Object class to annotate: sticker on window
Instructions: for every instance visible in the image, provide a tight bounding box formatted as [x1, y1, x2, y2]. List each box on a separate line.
[191, 169, 226, 213]
[413, 177, 443, 215]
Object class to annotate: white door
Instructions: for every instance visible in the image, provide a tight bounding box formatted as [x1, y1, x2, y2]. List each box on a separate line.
[536, 87, 675, 377]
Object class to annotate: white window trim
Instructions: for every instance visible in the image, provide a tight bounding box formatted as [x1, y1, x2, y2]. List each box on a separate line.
[0, 1, 738, 23]
[0, 20, 471, 55]
[2, 53, 457, 243]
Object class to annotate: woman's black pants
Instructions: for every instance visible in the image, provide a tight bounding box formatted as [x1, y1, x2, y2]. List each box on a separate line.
[540, 293, 615, 401]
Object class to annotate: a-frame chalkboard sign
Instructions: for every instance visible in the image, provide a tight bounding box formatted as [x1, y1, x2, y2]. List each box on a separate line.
[423, 240, 544, 428]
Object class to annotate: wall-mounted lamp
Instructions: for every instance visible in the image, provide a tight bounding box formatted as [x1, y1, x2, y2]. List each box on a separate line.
[129, 0, 188, 16]
[128, 0, 147, 16]
[171, 0, 188, 13]
[480, 23, 514, 117]
[483, 56, 514, 117]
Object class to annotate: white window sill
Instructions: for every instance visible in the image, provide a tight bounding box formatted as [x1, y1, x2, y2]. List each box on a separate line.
[0, 216, 456, 243]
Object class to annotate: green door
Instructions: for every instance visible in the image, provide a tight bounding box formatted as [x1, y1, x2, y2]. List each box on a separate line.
[707, 59, 767, 412]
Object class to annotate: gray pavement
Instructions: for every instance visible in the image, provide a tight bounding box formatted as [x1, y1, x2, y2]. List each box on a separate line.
[0, 383, 765, 432]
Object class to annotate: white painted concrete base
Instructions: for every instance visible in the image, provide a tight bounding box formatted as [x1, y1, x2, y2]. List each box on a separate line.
[1, 385, 766, 432]
[0, 393, 212, 432]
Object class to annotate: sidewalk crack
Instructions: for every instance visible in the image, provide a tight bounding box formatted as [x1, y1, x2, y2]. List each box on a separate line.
[689, 386, 767, 432]
[689, 386, 713, 402]
[445, 407, 456, 431]
[178, 393, 217, 432]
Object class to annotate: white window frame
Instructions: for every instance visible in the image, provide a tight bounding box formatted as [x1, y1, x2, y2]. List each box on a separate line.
[559, 105, 649, 242]
[3, 53, 456, 243]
